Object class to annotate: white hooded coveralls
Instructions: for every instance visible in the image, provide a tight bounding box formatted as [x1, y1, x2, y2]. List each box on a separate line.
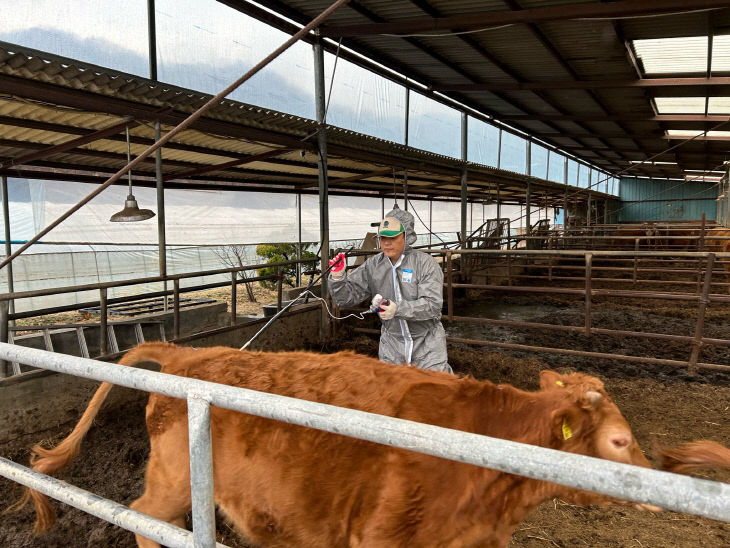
[330, 208, 452, 373]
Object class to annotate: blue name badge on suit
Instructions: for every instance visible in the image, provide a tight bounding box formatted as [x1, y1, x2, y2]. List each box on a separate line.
[402, 269, 413, 283]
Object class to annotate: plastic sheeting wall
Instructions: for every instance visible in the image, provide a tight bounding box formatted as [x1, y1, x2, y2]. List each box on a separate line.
[0, 178, 542, 311]
[618, 177, 719, 222]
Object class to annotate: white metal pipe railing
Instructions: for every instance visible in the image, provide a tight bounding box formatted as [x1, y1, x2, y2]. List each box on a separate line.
[0, 343, 728, 548]
[0, 457, 226, 548]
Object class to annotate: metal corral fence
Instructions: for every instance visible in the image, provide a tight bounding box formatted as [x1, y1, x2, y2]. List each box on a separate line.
[371, 248, 730, 374]
[0, 256, 310, 378]
[0, 343, 729, 548]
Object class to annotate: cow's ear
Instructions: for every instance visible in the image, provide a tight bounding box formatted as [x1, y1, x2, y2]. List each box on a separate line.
[540, 370, 564, 390]
[551, 406, 584, 442]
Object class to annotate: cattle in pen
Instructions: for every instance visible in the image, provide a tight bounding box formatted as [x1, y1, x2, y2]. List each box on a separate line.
[17, 343, 663, 548]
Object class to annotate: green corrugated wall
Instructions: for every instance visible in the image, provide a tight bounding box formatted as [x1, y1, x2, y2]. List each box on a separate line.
[618, 177, 719, 222]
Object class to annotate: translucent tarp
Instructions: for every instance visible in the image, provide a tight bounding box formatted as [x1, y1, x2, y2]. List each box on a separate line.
[407, 91, 461, 158]
[548, 151, 566, 183]
[467, 116, 499, 167]
[499, 131, 526, 174]
[0, 0, 149, 76]
[530, 143, 548, 178]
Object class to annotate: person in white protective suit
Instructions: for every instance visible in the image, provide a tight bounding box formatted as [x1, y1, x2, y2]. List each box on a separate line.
[329, 207, 452, 373]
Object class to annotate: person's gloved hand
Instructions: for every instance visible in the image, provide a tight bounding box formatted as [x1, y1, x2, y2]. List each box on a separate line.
[378, 299, 397, 320]
[370, 294, 384, 312]
[329, 253, 346, 279]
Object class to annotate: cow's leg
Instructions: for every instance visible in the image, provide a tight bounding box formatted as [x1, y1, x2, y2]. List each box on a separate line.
[130, 422, 192, 548]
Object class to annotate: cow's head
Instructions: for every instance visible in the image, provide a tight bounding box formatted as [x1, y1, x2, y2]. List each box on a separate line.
[539, 370, 651, 468]
[538, 370, 659, 510]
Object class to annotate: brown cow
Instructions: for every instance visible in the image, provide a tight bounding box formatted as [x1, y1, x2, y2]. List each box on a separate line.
[17, 343, 658, 548]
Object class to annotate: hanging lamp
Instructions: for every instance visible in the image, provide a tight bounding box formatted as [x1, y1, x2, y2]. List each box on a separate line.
[110, 126, 155, 222]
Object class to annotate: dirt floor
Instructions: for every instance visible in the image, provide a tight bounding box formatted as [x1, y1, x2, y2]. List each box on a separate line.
[0, 285, 729, 547]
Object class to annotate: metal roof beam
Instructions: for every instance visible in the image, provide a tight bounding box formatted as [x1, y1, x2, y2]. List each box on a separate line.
[163, 147, 295, 181]
[501, 114, 730, 122]
[433, 77, 730, 92]
[0, 119, 138, 170]
[322, 0, 730, 37]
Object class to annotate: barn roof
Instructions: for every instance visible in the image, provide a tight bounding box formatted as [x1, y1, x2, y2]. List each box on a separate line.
[233, 0, 730, 181]
[0, 40, 587, 205]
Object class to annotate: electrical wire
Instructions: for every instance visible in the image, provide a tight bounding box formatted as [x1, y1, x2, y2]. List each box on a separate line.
[382, 23, 514, 38]
[239, 288, 370, 350]
[407, 198, 447, 245]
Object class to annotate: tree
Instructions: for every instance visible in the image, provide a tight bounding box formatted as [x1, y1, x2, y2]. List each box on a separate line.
[213, 245, 258, 302]
[256, 243, 317, 289]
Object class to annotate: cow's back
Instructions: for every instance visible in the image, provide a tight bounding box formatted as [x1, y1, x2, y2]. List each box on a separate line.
[146, 347, 472, 547]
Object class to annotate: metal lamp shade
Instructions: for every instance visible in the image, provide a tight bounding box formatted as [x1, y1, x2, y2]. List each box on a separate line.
[109, 195, 156, 222]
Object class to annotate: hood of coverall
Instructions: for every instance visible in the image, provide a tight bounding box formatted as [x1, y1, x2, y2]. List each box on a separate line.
[384, 207, 417, 250]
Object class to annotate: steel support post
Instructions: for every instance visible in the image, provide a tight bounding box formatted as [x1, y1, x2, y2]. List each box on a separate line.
[0, 299, 8, 377]
[404, 85, 410, 146]
[460, 112, 468, 247]
[429, 198, 433, 247]
[688, 254, 715, 374]
[446, 251, 453, 320]
[584, 253, 593, 336]
[403, 172, 408, 211]
[173, 279, 180, 339]
[296, 193, 302, 287]
[496, 129, 502, 169]
[154, 121, 168, 311]
[230, 272, 237, 326]
[563, 156, 569, 227]
[147, 0, 158, 80]
[99, 288, 108, 355]
[525, 179, 532, 246]
[1, 176, 14, 317]
[587, 192, 592, 226]
[496, 184, 501, 221]
[313, 34, 330, 299]
[277, 267, 283, 311]
[699, 212, 706, 252]
[187, 395, 216, 548]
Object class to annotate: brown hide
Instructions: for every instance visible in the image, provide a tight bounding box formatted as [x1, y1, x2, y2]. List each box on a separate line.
[658, 440, 730, 475]
[23, 343, 654, 548]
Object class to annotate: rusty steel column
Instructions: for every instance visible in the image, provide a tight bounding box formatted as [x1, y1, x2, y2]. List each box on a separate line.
[688, 254, 715, 374]
[584, 253, 592, 336]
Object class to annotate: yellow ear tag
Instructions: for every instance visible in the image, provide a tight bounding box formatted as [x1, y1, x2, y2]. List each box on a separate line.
[562, 418, 573, 440]
[555, 380, 564, 387]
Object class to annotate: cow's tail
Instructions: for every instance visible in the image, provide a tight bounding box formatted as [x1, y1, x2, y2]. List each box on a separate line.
[7, 342, 175, 533]
[658, 440, 730, 474]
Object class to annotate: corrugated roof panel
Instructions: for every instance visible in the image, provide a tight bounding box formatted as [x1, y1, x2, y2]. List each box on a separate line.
[707, 96, 730, 114]
[655, 97, 705, 114]
[633, 36, 708, 74]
